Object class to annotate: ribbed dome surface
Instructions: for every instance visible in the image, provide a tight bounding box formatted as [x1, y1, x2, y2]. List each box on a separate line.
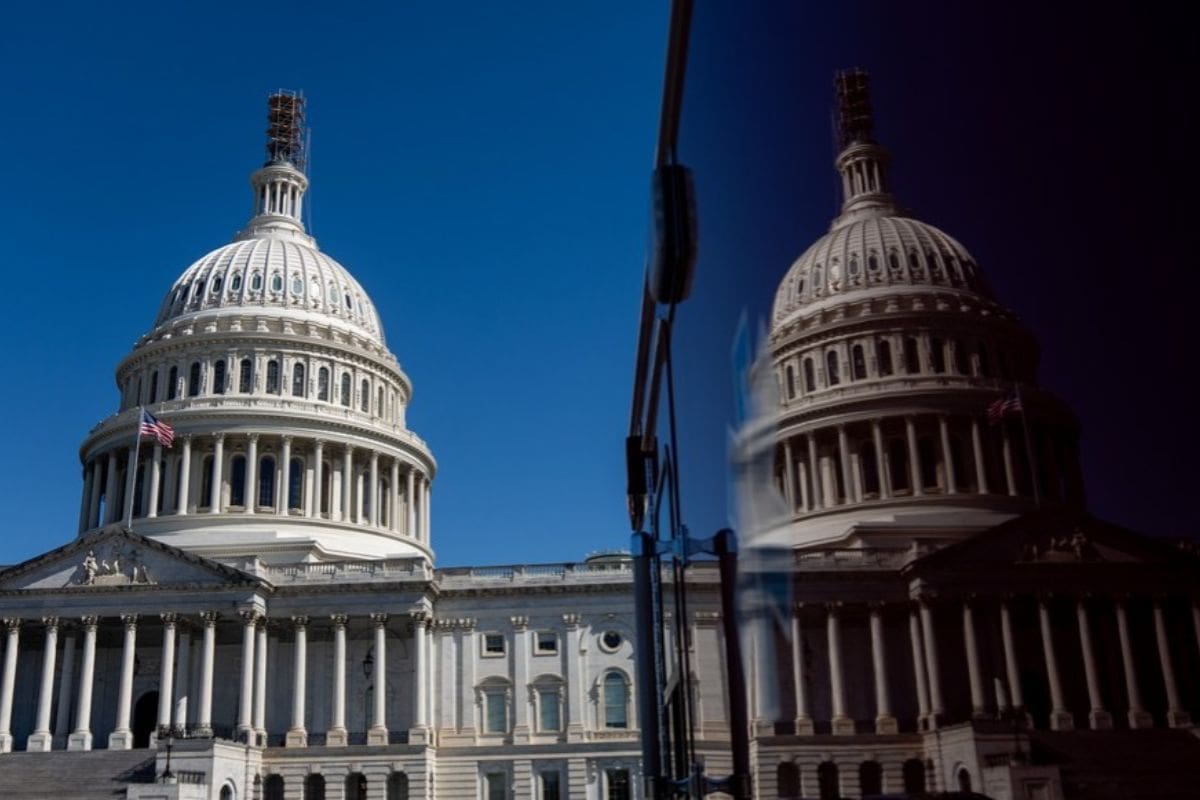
[771, 215, 991, 327]
[152, 233, 385, 344]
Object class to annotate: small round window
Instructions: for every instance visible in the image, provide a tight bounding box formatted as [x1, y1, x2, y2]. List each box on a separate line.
[600, 631, 622, 652]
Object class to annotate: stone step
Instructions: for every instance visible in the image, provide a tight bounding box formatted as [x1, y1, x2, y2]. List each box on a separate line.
[0, 748, 156, 799]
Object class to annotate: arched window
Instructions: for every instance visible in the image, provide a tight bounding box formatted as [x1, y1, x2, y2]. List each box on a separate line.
[927, 251, 942, 279]
[957, 768, 972, 792]
[264, 775, 284, 800]
[777, 762, 800, 799]
[803, 358, 816, 392]
[953, 340, 968, 374]
[851, 345, 867, 380]
[877, 339, 893, 376]
[266, 360, 280, 394]
[231, 273, 243, 292]
[929, 337, 946, 373]
[860, 442, 879, 497]
[251, 272, 263, 291]
[812, 264, 822, 290]
[318, 367, 330, 401]
[859, 761, 883, 797]
[344, 292, 353, 310]
[785, 365, 796, 399]
[239, 359, 252, 393]
[167, 365, 179, 400]
[303, 775, 325, 800]
[848, 256, 859, 276]
[290, 275, 304, 296]
[903, 337, 921, 373]
[230, 455, 247, 507]
[188, 361, 202, 396]
[270, 273, 283, 293]
[533, 676, 564, 732]
[908, 249, 922, 275]
[825, 350, 840, 386]
[292, 363, 306, 397]
[867, 254, 879, 272]
[212, 276, 223, 294]
[288, 458, 304, 511]
[918, 436, 939, 491]
[340, 374, 352, 407]
[481, 679, 510, 733]
[259, 456, 276, 508]
[888, 439, 910, 493]
[201, 455, 215, 509]
[220, 786, 234, 800]
[360, 379, 370, 412]
[345, 773, 367, 800]
[889, 251, 900, 272]
[817, 761, 838, 800]
[386, 773, 409, 800]
[902, 759, 926, 793]
[603, 671, 629, 729]
[148, 371, 159, 404]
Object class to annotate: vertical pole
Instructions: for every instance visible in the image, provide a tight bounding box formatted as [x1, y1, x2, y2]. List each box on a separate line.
[632, 532, 664, 799]
[715, 530, 752, 799]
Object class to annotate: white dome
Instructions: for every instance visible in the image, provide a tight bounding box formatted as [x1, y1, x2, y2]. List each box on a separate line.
[153, 233, 385, 345]
[771, 215, 991, 328]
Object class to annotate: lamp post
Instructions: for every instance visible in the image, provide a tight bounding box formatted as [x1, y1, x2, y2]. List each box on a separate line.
[160, 727, 176, 783]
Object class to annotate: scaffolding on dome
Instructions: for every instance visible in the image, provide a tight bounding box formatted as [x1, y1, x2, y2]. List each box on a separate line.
[265, 89, 306, 169]
[834, 68, 875, 148]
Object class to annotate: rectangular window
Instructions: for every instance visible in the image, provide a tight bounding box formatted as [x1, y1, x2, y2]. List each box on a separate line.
[539, 690, 560, 732]
[606, 769, 631, 800]
[540, 772, 561, 800]
[535, 631, 558, 654]
[485, 692, 507, 733]
[483, 633, 506, 656]
[485, 772, 507, 800]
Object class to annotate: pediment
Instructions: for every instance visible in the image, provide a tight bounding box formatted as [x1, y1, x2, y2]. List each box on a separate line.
[907, 509, 1200, 574]
[0, 525, 259, 592]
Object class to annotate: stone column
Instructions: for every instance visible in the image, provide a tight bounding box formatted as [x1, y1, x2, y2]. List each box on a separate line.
[313, 440, 325, 518]
[999, 599, 1025, 715]
[173, 629, 191, 732]
[962, 601, 986, 717]
[287, 617, 308, 746]
[108, 615, 138, 748]
[412, 612, 430, 742]
[797, 460, 810, 511]
[1038, 598, 1073, 730]
[1114, 599, 1153, 728]
[176, 436, 192, 514]
[1154, 599, 1191, 727]
[147, 443, 163, 517]
[792, 606, 813, 734]
[86, 459, 103, 530]
[209, 434, 225, 513]
[327, 615, 348, 746]
[563, 615, 582, 740]
[122, 444, 139, 522]
[195, 613, 216, 737]
[278, 436, 292, 514]
[67, 617, 98, 750]
[78, 461, 94, 533]
[836, 426, 853, 505]
[870, 605, 896, 733]
[0, 619, 19, 752]
[367, 613, 389, 745]
[104, 451, 120, 523]
[157, 614, 177, 737]
[938, 415, 957, 493]
[53, 630, 77, 747]
[826, 604, 853, 734]
[1075, 599, 1112, 729]
[970, 419, 989, 493]
[407, 468, 417, 537]
[1001, 428, 1017, 495]
[919, 600, 945, 725]
[908, 607, 930, 729]
[245, 434, 259, 513]
[254, 620, 267, 740]
[368, 451, 380, 527]
[27, 617, 59, 751]
[872, 421, 891, 499]
[424, 478, 432, 542]
[238, 612, 257, 738]
[390, 459, 401, 532]
[342, 445, 354, 523]
[355, 470, 366, 523]
[906, 417, 923, 496]
[806, 434, 822, 509]
[782, 438, 796, 510]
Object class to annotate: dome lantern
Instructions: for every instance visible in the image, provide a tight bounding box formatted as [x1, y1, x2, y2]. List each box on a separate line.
[238, 91, 312, 243]
[832, 69, 900, 228]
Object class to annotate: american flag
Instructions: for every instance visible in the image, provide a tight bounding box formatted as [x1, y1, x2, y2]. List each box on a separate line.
[987, 390, 1023, 424]
[139, 408, 175, 447]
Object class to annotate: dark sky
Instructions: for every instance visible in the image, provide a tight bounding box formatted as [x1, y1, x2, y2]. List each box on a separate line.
[668, 2, 1198, 541]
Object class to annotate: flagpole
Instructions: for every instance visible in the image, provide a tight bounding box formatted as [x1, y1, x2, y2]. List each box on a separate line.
[126, 406, 144, 531]
[1015, 384, 1042, 507]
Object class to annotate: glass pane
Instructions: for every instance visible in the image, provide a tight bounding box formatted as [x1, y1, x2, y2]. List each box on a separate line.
[539, 690, 560, 731]
[486, 693, 506, 732]
[606, 769, 630, 800]
[486, 774, 506, 800]
[541, 773, 560, 800]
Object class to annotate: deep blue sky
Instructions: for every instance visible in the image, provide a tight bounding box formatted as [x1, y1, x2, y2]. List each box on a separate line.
[0, 3, 1194, 568]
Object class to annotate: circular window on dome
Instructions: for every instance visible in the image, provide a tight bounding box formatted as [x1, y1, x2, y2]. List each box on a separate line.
[599, 631, 623, 652]
[251, 272, 263, 291]
[271, 273, 283, 293]
[231, 273, 242, 291]
[290, 275, 303, 296]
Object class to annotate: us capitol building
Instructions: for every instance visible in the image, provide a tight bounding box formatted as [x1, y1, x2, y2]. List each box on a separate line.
[0, 81, 1198, 800]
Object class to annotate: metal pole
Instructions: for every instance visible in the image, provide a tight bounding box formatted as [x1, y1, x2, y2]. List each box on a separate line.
[633, 532, 666, 799]
[715, 529, 752, 799]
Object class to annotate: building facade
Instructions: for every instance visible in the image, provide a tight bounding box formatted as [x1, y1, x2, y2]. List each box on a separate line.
[0, 79, 1198, 800]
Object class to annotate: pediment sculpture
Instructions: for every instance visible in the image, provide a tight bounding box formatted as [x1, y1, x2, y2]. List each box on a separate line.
[75, 545, 155, 586]
[1019, 527, 1097, 563]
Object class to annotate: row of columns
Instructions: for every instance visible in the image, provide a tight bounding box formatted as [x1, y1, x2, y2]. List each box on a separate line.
[779, 414, 1042, 513]
[777, 595, 1195, 735]
[79, 434, 432, 543]
[0, 611, 433, 753]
